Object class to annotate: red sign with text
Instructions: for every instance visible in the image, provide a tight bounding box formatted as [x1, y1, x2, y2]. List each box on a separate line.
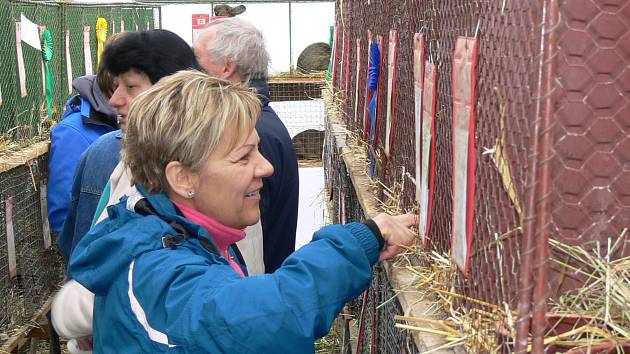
[192, 14, 210, 43]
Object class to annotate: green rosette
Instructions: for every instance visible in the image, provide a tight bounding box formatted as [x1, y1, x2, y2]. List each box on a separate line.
[41, 29, 54, 118]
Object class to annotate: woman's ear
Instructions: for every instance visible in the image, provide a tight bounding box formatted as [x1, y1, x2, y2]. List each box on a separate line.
[165, 161, 198, 200]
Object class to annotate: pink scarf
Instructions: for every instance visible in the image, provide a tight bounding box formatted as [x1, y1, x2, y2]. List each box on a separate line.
[171, 199, 245, 276]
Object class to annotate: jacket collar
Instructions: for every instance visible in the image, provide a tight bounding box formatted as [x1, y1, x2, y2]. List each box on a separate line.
[249, 79, 270, 107]
[133, 186, 239, 257]
[134, 187, 247, 269]
[72, 75, 118, 129]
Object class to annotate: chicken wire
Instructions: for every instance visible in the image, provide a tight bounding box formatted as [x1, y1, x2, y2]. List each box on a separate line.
[0, 1, 156, 145]
[0, 153, 64, 342]
[332, 0, 535, 340]
[0, 1, 155, 347]
[269, 80, 326, 161]
[329, 0, 629, 351]
[324, 129, 418, 353]
[0, 1, 63, 144]
[351, 265, 418, 354]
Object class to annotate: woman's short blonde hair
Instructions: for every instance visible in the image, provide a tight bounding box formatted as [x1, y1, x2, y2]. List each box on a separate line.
[122, 70, 261, 193]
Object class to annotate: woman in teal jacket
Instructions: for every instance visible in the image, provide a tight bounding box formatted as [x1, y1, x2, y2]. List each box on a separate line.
[53, 71, 416, 353]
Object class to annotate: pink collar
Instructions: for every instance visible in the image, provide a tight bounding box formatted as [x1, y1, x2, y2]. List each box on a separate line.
[171, 199, 245, 276]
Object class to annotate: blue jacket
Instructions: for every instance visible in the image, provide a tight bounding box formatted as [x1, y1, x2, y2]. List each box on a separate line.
[57, 130, 122, 260]
[252, 79, 300, 273]
[47, 75, 118, 233]
[69, 189, 379, 353]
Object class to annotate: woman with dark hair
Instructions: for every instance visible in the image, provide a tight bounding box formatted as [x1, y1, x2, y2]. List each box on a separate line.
[57, 29, 199, 261]
[55, 70, 417, 353]
[47, 34, 121, 237]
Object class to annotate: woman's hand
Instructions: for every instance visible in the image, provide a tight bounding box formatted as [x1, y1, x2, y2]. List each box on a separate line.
[371, 213, 417, 261]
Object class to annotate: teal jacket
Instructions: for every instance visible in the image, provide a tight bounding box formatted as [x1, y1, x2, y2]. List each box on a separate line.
[69, 187, 380, 353]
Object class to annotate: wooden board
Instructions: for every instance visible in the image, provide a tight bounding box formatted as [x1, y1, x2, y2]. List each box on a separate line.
[0, 141, 48, 173]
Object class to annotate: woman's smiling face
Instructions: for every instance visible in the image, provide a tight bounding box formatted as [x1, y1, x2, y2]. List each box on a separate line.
[190, 125, 274, 229]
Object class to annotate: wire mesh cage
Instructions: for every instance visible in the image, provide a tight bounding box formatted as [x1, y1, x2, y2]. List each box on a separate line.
[269, 80, 326, 162]
[0, 1, 156, 147]
[325, 126, 419, 353]
[327, 0, 630, 351]
[0, 152, 64, 341]
[0, 1, 156, 349]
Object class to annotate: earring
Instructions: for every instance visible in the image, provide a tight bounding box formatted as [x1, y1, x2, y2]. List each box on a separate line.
[187, 190, 195, 198]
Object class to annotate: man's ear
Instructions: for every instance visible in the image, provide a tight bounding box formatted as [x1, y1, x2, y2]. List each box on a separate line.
[165, 161, 197, 200]
[223, 60, 240, 81]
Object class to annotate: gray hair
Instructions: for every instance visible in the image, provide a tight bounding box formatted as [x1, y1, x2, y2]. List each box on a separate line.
[203, 18, 269, 81]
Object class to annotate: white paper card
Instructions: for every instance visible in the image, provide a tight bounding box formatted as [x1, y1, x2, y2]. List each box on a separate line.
[83, 26, 93, 75]
[40, 181, 51, 249]
[6, 197, 17, 278]
[15, 23, 28, 98]
[65, 30, 73, 94]
[20, 14, 41, 51]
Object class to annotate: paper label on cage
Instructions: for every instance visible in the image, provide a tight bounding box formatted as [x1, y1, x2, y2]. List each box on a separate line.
[40, 181, 51, 249]
[384, 30, 398, 157]
[339, 177, 346, 224]
[343, 34, 351, 101]
[451, 37, 479, 274]
[6, 197, 17, 278]
[121, 20, 125, 32]
[338, 30, 345, 91]
[20, 14, 41, 51]
[16, 23, 27, 98]
[413, 33, 425, 212]
[112, 20, 116, 34]
[0, 86, 3, 107]
[453, 126, 470, 269]
[338, 29, 346, 90]
[66, 30, 73, 94]
[354, 39, 362, 124]
[83, 27, 93, 75]
[330, 27, 338, 86]
[40, 27, 46, 97]
[41, 57, 46, 97]
[420, 61, 437, 245]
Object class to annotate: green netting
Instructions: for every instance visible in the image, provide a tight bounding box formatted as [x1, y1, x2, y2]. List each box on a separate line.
[0, 0, 157, 146]
[0, 1, 156, 347]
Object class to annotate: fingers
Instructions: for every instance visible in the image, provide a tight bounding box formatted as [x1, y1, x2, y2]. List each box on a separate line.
[372, 213, 418, 233]
[374, 213, 418, 261]
[379, 245, 400, 261]
[392, 213, 418, 228]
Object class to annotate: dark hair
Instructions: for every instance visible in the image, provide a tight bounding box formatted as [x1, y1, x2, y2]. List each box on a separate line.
[101, 29, 199, 84]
